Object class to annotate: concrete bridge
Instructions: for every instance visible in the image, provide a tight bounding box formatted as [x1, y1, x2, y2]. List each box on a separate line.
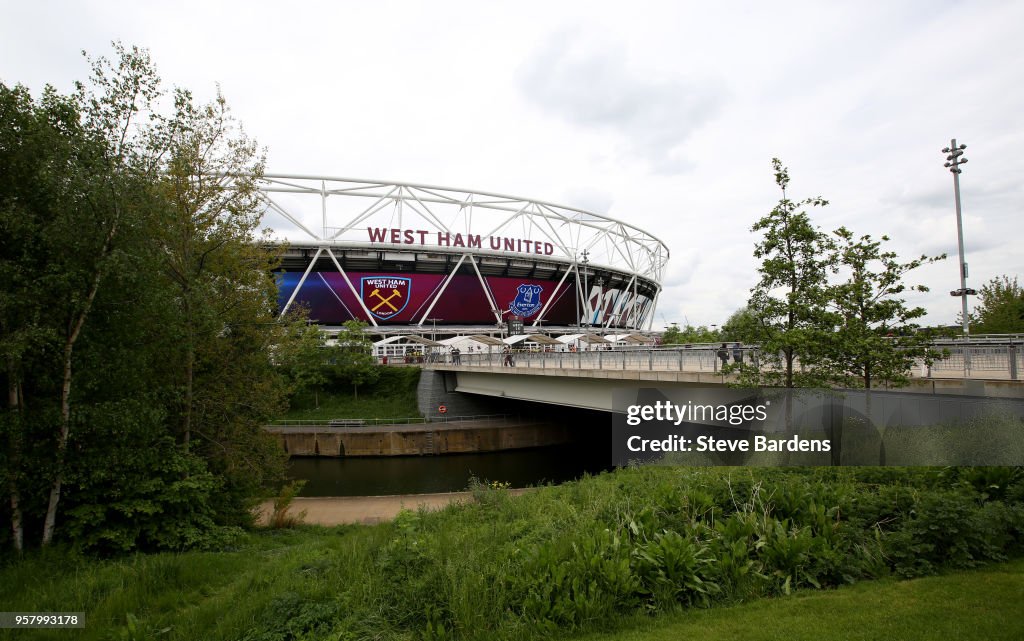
[417, 346, 1024, 419]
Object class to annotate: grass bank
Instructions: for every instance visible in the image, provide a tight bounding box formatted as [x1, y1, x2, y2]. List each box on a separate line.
[283, 366, 421, 421]
[1, 466, 1023, 640]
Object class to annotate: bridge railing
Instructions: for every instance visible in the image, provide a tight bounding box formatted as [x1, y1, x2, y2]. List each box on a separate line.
[440, 343, 1023, 381]
[451, 346, 758, 373]
[921, 343, 1022, 379]
[268, 413, 519, 427]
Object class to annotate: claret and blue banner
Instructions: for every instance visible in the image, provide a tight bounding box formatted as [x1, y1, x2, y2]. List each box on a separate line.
[277, 271, 646, 325]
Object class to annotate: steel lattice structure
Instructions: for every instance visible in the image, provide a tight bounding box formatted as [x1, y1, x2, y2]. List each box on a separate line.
[254, 174, 669, 330]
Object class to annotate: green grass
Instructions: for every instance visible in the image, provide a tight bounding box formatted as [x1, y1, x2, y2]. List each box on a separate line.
[579, 558, 1024, 641]
[1, 466, 1022, 640]
[283, 366, 422, 421]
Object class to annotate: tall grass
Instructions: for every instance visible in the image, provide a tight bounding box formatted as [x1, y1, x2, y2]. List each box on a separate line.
[1, 466, 1023, 641]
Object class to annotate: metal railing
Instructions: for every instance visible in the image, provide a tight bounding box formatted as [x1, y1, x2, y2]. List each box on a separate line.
[423, 343, 1022, 381]
[922, 342, 1021, 379]
[432, 346, 758, 374]
[267, 413, 519, 427]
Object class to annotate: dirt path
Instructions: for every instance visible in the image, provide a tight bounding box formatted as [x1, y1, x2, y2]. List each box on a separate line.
[257, 488, 532, 526]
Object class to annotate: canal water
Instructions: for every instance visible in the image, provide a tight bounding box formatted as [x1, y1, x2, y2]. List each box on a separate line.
[290, 428, 612, 497]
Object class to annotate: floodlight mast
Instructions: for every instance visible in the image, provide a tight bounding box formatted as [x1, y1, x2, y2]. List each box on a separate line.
[942, 138, 971, 376]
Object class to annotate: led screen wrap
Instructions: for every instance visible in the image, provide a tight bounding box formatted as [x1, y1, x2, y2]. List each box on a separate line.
[275, 271, 597, 325]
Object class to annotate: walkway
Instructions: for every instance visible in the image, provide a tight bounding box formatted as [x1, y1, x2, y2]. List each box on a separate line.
[256, 489, 532, 526]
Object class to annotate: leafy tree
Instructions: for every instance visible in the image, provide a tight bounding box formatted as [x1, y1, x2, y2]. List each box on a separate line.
[39, 46, 166, 546]
[275, 316, 331, 409]
[0, 83, 71, 552]
[741, 159, 832, 389]
[970, 276, 1024, 334]
[0, 50, 163, 547]
[331, 321, 380, 399]
[151, 86, 271, 449]
[661, 323, 720, 345]
[0, 44, 294, 552]
[720, 307, 760, 344]
[822, 227, 945, 389]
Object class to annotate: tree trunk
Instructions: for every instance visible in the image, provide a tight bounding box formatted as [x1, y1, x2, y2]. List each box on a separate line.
[42, 338, 76, 545]
[42, 244, 110, 546]
[785, 348, 795, 389]
[183, 296, 193, 449]
[6, 358, 24, 553]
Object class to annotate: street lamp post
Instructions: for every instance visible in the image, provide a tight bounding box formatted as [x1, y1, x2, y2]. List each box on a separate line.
[493, 308, 511, 340]
[942, 139, 973, 376]
[427, 318, 442, 343]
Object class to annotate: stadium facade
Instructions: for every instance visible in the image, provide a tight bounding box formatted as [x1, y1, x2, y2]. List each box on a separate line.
[258, 175, 669, 334]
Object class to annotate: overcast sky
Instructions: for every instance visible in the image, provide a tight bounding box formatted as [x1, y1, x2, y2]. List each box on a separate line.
[3, 0, 1022, 329]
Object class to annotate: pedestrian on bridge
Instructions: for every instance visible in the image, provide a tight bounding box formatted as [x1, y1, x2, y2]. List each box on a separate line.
[717, 343, 729, 371]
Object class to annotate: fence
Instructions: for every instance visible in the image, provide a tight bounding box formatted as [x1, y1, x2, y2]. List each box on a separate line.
[417, 342, 1022, 380]
[267, 413, 518, 428]
[923, 342, 1022, 379]
[441, 346, 757, 373]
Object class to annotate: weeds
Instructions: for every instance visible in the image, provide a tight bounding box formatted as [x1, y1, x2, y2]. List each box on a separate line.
[269, 480, 307, 529]
[2, 467, 1023, 641]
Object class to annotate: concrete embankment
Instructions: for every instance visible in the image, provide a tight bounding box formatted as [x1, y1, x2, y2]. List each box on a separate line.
[264, 418, 569, 457]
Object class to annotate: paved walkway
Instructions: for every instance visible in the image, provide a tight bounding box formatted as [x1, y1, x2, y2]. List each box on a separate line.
[256, 488, 532, 526]
[265, 417, 539, 433]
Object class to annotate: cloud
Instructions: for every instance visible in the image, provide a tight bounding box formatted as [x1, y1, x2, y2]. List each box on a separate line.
[517, 28, 727, 174]
[560, 186, 614, 214]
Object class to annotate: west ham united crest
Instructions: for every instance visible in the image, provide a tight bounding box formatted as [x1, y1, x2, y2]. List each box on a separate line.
[509, 283, 543, 317]
[361, 276, 411, 320]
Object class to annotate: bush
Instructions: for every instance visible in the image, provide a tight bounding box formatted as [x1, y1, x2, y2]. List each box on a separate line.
[884, 490, 1013, 577]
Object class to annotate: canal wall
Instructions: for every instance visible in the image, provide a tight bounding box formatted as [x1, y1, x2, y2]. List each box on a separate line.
[266, 419, 571, 457]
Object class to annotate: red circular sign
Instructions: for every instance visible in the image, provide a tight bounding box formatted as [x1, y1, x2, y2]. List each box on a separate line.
[438, 405, 448, 414]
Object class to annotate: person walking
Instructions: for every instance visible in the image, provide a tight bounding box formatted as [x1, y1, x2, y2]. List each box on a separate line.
[452, 347, 461, 365]
[502, 345, 514, 367]
[732, 343, 743, 364]
[716, 343, 729, 372]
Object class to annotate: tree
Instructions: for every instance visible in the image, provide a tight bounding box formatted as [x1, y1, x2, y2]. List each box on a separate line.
[331, 321, 380, 399]
[970, 276, 1024, 334]
[150, 85, 270, 449]
[661, 323, 720, 345]
[276, 316, 331, 408]
[720, 307, 760, 344]
[0, 48, 164, 547]
[40, 45, 166, 547]
[1, 44, 294, 552]
[742, 159, 832, 389]
[822, 227, 945, 389]
[0, 83, 80, 552]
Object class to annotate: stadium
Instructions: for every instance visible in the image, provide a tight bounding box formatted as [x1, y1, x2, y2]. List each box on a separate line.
[258, 174, 669, 342]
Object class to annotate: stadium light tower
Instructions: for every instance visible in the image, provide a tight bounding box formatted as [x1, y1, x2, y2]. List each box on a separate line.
[942, 139, 974, 376]
[581, 250, 590, 328]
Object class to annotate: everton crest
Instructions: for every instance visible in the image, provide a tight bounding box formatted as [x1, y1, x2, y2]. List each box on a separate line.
[361, 276, 411, 320]
[509, 283, 543, 318]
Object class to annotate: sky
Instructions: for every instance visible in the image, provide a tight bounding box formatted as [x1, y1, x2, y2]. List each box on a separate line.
[3, 0, 1022, 330]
